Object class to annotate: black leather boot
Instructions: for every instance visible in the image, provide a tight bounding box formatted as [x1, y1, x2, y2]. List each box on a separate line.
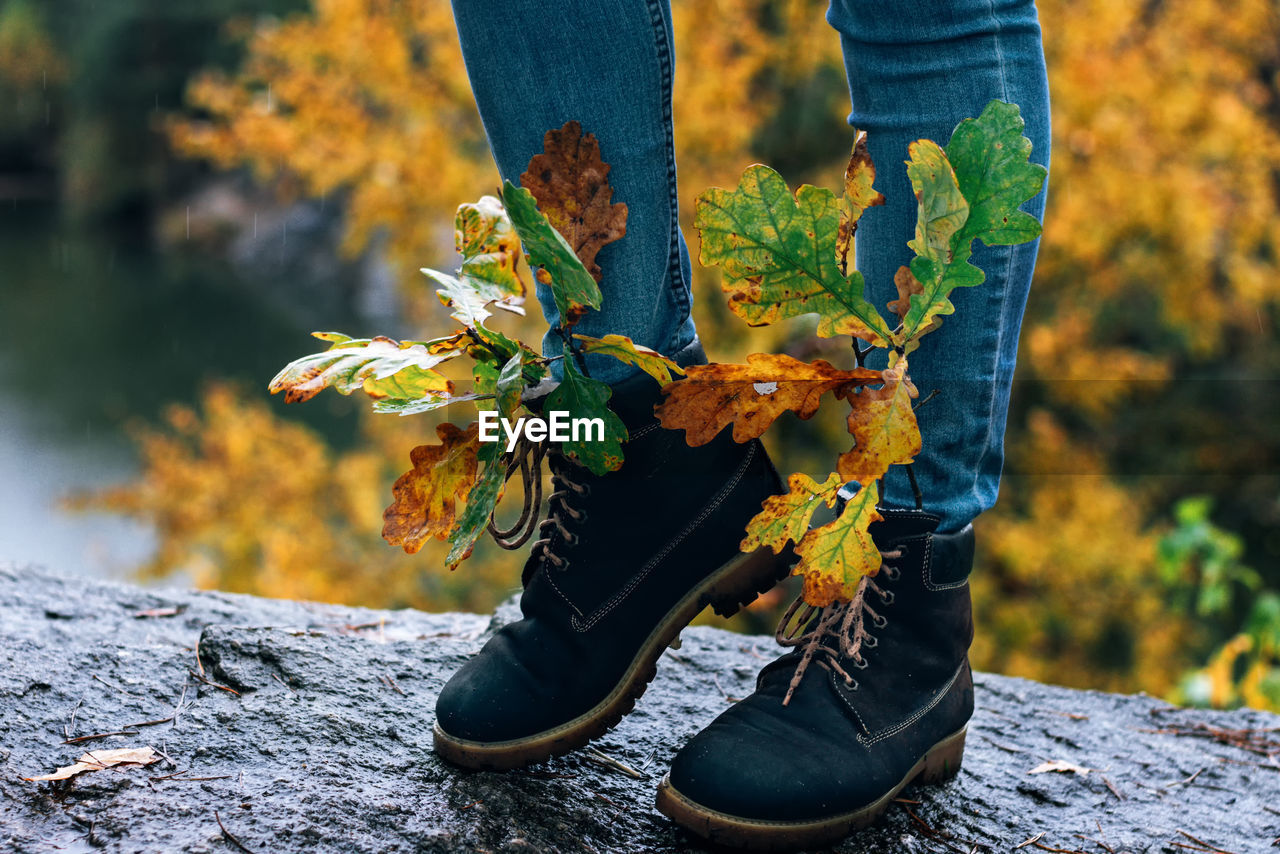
[433, 340, 792, 771]
[656, 508, 975, 851]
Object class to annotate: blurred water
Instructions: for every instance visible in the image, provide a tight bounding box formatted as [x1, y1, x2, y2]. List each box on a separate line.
[0, 202, 374, 579]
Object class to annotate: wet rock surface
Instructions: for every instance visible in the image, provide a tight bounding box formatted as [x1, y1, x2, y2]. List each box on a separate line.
[1, 564, 1278, 853]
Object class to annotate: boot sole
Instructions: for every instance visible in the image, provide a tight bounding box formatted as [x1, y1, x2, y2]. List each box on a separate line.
[432, 545, 793, 771]
[654, 725, 967, 851]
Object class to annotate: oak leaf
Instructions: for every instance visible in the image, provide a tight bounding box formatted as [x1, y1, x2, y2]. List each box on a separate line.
[836, 130, 886, 275]
[520, 121, 628, 283]
[502, 181, 602, 326]
[695, 164, 894, 344]
[793, 481, 884, 606]
[546, 356, 627, 476]
[269, 334, 456, 405]
[742, 472, 843, 554]
[836, 357, 921, 485]
[897, 101, 1046, 349]
[25, 747, 160, 782]
[655, 353, 880, 446]
[420, 196, 526, 328]
[383, 423, 481, 554]
[444, 439, 505, 569]
[572, 334, 685, 385]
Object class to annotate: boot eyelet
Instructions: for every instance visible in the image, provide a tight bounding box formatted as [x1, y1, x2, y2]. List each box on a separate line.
[864, 635, 878, 648]
[879, 590, 895, 605]
[872, 614, 887, 628]
[884, 566, 900, 581]
[853, 655, 868, 670]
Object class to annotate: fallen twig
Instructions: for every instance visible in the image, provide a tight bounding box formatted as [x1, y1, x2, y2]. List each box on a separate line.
[214, 810, 257, 854]
[61, 729, 142, 745]
[711, 673, 742, 703]
[1031, 841, 1087, 854]
[1175, 829, 1239, 854]
[1101, 776, 1124, 801]
[1164, 767, 1204, 789]
[583, 747, 646, 780]
[64, 699, 82, 740]
[92, 674, 134, 695]
[188, 669, 240, 697]
[1144, 723, 1280, 758]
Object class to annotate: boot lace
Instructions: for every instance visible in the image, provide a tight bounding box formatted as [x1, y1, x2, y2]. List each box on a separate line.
[774, 548, 902, 706]
[485, 434, 590, 581]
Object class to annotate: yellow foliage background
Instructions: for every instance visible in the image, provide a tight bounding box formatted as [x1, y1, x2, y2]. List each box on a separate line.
[67, 0, 1280, 709]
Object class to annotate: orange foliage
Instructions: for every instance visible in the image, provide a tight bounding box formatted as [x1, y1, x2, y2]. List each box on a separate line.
[87, 0, 1280, 709]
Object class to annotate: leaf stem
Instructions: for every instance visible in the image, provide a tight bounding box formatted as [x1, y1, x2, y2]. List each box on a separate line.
[556, 325, 591, 377]
[904, 464, 924, 511]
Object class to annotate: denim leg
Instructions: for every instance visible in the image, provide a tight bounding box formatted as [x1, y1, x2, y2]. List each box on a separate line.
[828, 0, 1051, 532]
[450, 0, 697, 384]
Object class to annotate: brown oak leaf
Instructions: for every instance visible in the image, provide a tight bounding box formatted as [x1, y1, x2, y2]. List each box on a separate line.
[887, 265, 923, 320]
[383, 423, 480, 554]
[656, 353, 880, 446]
[520, 120, 628, 283]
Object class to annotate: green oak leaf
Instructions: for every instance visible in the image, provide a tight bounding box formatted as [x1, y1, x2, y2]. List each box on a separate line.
[501, 181, 602, 326]
[546, 357, 626, 476]
[444, 439, 505, 569]
[572, 333, 685, 384]
[694, 164, 893, 344]
[898, 100, 1046, 350]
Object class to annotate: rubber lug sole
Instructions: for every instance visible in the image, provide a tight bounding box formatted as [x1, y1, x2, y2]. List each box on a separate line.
[654, 726, 967, 851]
[433, 545, 794, 771]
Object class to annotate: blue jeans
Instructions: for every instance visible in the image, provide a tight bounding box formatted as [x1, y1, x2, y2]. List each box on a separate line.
[450, 0, 1050, 533]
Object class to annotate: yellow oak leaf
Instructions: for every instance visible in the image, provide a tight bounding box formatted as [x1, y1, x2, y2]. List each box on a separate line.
[837, 357, 921, 485]
[572, 333, 686, 385]
[794, 481, 884, 606]
[742, 472, 844, 554]
[836, 129, 886, 275]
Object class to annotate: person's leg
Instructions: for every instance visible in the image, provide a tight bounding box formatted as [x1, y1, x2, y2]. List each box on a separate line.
[839, 0, 1051, 533]
[433, 0, 788, 772]
[659, 1, 1049, 846]
[449, 0, 696, 383]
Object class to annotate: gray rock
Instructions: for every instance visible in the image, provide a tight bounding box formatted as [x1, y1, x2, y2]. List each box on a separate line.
[1, 564, 1278, 853]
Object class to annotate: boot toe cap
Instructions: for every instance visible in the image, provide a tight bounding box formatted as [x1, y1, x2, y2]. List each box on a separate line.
[666, 699, 852, 823]
[433, 637, 559, 744]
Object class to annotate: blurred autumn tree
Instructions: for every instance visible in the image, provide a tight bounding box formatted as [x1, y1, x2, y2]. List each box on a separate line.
[78, 0, 1280, 708]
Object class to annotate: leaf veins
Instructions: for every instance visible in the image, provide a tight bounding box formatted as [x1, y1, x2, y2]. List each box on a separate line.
[837, 357, 921, 485]
[655, 353, 880, 446]
[520, 120, 628, 283]
[383, 423, 480, 554]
